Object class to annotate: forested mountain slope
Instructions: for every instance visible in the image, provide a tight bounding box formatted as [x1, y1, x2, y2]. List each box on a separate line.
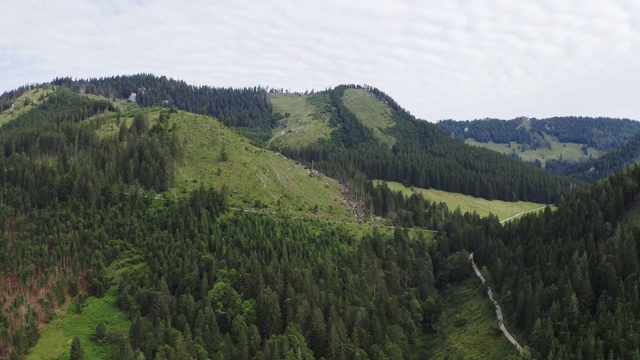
[549, 130, 640, 184]
[271, 85, 580, 204]
[51, 75, 274, 129]
[9, 77, 635, 360]
[469, 164, 640, 359]
[31, 77, 582, 203]
[0, 85, 520, 359]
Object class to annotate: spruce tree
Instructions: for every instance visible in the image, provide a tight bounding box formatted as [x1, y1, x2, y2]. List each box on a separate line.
[70, 336, 83, 360]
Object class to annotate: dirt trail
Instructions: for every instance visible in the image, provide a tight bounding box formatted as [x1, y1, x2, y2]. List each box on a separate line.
[469, 253, 523, 353]
[256, 173, 267, 188]
[500, 205, 547, 224]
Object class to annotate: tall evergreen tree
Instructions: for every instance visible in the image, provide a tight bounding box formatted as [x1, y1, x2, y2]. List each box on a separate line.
[70, 336, 83, 360]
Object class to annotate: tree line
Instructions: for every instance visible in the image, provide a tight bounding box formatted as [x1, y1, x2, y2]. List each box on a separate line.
[50, 74, 273, 129]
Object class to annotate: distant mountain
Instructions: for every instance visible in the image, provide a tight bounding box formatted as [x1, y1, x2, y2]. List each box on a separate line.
[438, 116, 640, 153]
[437, 116, 640, 183]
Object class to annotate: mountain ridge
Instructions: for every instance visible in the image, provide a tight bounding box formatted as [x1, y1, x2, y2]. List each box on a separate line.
[438, 116, 640, 181]
[271, 84, 580, 204]
[1, 77, 582, 204]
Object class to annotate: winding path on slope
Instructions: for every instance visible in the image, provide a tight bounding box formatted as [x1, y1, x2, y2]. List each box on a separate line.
[469, 253, 523, 354]
[464, 203, 546, 353]
[500, 205, 548, 224]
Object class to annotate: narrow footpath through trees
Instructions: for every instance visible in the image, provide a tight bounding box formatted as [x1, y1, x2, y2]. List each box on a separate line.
[469, 253, 523, 354]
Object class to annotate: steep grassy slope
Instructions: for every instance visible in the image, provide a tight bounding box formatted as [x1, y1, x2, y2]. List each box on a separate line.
[94, 106, 354, 221]
[269, 87, 401, 150]
[341, 88, 396, 147]
[270, 87, 398, 149]
[268, 92, 333, 148]
[173, 110, 353, 220]
[0, 88, 55, 127]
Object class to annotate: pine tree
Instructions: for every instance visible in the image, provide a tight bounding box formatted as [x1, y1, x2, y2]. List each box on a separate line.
[70, 336, 84, 360]
[257, 287, 282, 338]
[129, 312, 144, 350]
[118, 335, 135, 360]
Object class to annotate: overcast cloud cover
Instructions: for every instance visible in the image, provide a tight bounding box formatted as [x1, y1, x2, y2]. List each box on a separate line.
[1, 0, 639, 121]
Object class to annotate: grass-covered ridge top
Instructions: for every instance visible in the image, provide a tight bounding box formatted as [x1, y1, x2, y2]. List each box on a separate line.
[268, 92, 333, 148]
[341, 88, 396, 147]
[0, 87, 56, 127]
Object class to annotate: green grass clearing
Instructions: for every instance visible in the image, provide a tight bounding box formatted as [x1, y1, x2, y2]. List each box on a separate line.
[342, 88, 396, 147]
[425, 278, 519, 359]
[166, 110, 353, 221]
[378, 180, 549, 221]
[0, 88, 55, 127]
[268, 92, 333, 148]
[465, 137, 601, 167]
[27, 286, 131, 360]
[27, 249, 146, 359]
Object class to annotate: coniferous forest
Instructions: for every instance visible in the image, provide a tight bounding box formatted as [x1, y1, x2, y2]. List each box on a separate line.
[2, 76, 640, 359]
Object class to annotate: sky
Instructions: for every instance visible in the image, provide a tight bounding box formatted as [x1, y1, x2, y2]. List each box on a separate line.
[1, 0, 640, 122]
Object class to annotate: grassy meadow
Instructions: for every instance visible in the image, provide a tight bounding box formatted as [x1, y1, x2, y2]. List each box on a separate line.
[379, 180, 549, 221]
[168, 110, 353, 220]
[268, 92, 333, 148]
[465, 137, 601, 167]
[425, 278, 518, 359]
[27, 287, 131, 360]
[0, 88, 55, 127]
[27, 249, 145, 359]
[342, 88, 396, 147]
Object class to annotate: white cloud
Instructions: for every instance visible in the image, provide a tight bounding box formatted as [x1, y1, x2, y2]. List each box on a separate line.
[1, 0, 639, 121]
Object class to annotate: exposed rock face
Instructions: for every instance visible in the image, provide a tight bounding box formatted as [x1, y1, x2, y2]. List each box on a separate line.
[128, 92, 137, 102]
